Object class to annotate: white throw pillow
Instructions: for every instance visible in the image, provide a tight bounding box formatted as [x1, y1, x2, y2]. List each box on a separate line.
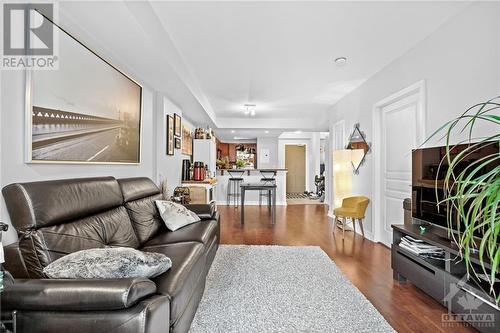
[155, 200, 201, 231]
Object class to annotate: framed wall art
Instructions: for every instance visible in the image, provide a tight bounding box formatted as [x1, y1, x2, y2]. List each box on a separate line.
[174, 113, 181, 137]
[175, 137, 181, 149]
[182, 125, 193, 156]
[167, 115, 174, 155]
[26, 14, 142, 164]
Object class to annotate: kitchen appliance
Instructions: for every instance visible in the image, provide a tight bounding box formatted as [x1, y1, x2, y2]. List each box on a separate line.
[182, 159, 192, 181]
[193, 162, 206, 181]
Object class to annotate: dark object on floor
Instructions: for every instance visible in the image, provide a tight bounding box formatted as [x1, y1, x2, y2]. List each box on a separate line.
[1, 177, 220, 333]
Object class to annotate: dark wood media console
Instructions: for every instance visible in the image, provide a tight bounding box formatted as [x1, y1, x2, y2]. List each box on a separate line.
[392, 224, 499, 332]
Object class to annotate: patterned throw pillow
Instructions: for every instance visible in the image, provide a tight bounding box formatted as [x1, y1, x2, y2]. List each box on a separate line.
[155, 200, 201, 231]
[43, 247, 171, 279]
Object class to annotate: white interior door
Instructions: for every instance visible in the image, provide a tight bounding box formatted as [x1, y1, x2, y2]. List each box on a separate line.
[374, 82, 425, 246]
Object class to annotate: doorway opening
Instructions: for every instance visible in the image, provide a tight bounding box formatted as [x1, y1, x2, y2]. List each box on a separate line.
[285, 144, 306, 194]
[285, 144, 323, 205]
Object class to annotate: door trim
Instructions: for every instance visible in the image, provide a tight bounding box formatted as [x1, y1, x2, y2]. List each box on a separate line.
[372, 80, 426, 244]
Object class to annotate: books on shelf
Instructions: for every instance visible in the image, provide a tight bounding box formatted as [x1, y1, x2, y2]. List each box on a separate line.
[399, 236, 445, 259]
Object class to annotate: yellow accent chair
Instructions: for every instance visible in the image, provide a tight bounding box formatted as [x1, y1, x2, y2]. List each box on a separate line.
[333, 196, 370, 239]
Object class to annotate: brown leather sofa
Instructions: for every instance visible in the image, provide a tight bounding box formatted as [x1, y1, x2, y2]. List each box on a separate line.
[1, 177, 219, 333]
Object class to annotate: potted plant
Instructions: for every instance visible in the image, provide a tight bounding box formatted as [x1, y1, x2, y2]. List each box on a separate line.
[235, 159, 246, 169]
[426, 97, 499, 301]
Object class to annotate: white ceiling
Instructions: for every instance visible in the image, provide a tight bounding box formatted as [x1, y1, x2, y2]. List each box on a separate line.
[152, 1, 468, 129]
[57, 1, 469, 141]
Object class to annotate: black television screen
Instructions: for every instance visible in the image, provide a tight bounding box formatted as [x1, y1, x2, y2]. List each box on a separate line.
[411, 142, 499, 232]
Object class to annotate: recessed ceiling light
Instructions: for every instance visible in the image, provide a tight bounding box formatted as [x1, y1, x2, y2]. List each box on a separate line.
[265, 130, 269, 134]
[295, 130, 302, 134]
[334, 57, 347, 66]
[231, 130, 235, 133]
[244, 104, 256, 116]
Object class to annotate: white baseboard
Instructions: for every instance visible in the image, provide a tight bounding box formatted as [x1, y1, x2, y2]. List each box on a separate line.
[362, 230, 374, 241]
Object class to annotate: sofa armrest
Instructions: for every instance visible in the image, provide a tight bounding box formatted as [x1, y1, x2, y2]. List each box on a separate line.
[184, 203, 216, 220]
[2, 277, 157, 311]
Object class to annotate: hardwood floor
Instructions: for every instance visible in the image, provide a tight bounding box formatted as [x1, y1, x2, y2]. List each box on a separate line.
[218, 204, 477, 333]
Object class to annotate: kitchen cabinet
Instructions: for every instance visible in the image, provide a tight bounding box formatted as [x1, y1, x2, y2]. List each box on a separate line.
[228, 144, 237, 162]
[218, 142, 229, 160]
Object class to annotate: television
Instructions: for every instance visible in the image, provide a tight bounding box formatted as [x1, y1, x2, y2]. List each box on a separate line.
[411, 141, 499, 234]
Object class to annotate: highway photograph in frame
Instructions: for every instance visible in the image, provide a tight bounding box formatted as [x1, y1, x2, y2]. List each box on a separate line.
[26, 17, 142, 164]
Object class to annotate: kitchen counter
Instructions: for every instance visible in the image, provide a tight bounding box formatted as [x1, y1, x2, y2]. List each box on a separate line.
[217, 168, 287, 176]
[181, 178, 217, 185]
[216, 169, 287, 205]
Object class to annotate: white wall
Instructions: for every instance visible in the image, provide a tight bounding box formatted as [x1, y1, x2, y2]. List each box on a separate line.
[156, 95, 195, 197]
[328, 2, 500, 239]
[256, 137, 279, 168]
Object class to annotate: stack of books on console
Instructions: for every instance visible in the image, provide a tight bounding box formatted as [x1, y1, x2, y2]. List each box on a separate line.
[399, 236, 445, 259]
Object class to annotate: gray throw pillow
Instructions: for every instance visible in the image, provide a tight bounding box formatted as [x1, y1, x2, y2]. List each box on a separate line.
[43, 247, 171, 279]
[155, 200, 201, 231]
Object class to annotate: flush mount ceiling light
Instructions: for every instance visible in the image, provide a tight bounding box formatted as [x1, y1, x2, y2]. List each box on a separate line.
[231, 130, 235, 133]
[244, 104, 256, 116]
[334, 56, 347, 66]
[265, 130, 269, 134]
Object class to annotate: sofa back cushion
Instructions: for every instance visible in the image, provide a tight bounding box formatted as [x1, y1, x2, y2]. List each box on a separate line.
[2, 177, 139, 278]
[118, 178, 165, 245]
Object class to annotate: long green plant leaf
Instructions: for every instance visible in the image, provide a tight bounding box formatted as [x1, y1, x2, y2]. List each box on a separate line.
[424, 96, 500, 302]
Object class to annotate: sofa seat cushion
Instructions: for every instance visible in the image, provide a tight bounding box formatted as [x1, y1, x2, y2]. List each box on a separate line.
[143, 220, 218, 247]
[142, 242, 206, 326]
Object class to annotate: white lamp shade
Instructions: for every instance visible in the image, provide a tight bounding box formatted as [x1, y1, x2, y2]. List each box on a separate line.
[332, 149, 353, 208]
